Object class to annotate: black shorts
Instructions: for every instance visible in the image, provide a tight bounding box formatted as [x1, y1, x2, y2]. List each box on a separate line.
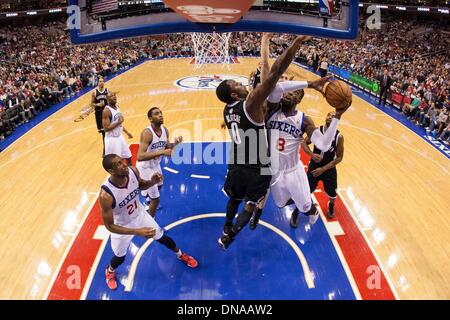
[224, 165, 271, 204]
[94, 108, 104, 132]
[307, 166, 337, 198]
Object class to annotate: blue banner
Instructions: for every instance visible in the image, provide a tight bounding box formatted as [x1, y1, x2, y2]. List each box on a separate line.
[329, 65, 350, 80]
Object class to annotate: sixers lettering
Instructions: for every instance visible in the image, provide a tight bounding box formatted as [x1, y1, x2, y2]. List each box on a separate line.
[136, 107, 182, 217]
[267, 88, 349, 228]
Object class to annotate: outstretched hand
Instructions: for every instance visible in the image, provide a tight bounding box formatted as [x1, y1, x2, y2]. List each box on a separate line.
[308, 75, 333, 95]
[335, 101, 352, 119]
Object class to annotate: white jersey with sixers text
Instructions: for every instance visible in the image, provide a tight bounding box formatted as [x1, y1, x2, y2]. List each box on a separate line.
[267, 108, 305, 172]
[101, 168, 143, 226]
[137, 125, 168, 169]
[105, 105, 123, 138]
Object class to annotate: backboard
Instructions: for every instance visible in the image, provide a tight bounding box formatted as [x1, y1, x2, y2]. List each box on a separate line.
[68, 0, 359, 44]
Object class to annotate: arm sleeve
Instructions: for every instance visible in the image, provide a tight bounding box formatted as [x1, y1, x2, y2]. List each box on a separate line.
[267, 81, 308, 103]
[311, 118, 339, 151]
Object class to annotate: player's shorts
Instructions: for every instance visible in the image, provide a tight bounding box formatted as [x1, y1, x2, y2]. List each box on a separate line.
[136, 163, 163, 199]
[104, 134, 132, 159]
[224, 165, 271, 205]
[111, 210, 164, 257]
[270, 163, 312, 212]
[307, 165, 337, 198]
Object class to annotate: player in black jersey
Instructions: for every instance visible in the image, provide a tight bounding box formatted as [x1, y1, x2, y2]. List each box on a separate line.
[215, 35, 312, 249]
[302, 111, 345, 219]
[91, 77, 108, 156]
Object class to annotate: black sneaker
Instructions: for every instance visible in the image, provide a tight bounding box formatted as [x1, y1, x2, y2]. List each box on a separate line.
[327, 201, 335, 219]
[249, 214, 260, 230]
[218, 234, 234, 250]
[290, 212, 299, 228]
[223, 224, 233, 236]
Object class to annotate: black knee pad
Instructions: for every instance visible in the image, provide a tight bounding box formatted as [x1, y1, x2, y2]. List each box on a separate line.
[157, 235, 177, 250]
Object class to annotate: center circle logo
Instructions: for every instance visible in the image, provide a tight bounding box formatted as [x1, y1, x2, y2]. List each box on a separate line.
[175, 75, 249, 90]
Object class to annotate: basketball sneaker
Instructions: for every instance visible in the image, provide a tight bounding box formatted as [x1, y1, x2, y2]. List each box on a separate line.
[218, 234, 234, 250]
[327, 201, 335, 219]
[179, 253, 198, 268]
[105, 268, 117, 290]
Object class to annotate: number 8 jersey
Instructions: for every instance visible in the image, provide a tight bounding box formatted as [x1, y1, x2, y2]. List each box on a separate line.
[266, 107, 305, 172]
[223, 100, 269, 169]
[101, 167, 144, 226]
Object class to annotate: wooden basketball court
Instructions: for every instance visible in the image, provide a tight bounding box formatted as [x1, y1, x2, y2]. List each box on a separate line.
[0, 58, 448, 299]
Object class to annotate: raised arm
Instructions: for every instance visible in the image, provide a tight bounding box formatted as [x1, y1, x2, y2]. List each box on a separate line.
[260, 33, 271, 83]
[303, 115, 337, 152]
[246, 36, 310, 123]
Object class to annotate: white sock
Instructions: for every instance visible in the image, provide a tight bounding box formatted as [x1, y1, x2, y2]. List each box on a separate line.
[175, 250, 182, 258]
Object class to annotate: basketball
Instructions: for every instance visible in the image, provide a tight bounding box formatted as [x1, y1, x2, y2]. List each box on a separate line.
[324, 80, 352, 110]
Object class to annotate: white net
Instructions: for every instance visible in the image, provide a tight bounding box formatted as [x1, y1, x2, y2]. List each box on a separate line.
[190, 32, 232, 70]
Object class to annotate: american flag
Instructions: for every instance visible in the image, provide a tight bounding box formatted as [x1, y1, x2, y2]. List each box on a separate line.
[90, 0, 119, 14]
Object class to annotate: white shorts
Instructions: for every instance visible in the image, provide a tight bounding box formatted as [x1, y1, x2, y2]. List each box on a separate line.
[111, 210, 164, 257]
[105, 134, 132, 159]
[270, 164, 312, 212]
[136, 163, 163, 199]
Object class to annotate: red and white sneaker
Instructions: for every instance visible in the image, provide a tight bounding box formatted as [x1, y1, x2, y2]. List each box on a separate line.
[179, 253, 198, 268]
[105, 268, 118, 290]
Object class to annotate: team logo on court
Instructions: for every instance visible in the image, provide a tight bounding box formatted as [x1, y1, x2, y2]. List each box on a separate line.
[175, 75, 248, 90]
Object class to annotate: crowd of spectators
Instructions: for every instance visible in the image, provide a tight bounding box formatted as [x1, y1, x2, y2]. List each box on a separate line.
[0, 1, 66, 12]
[225, 20, 449, 143]
[362, 1, 449, 6]
[301, 19, 449, 143]
[1, 17, 449, 145]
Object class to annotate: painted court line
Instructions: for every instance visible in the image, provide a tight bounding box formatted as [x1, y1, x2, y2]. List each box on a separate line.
[164, 166, 179, 174]
[338, 191, 400, 300]
[124, 213, 315, 292]
[190, 174, 210, 179]
[327, 221, 346, 237]
[43, 193, 99, 299]
[80, 226, 110, 300]
[312, 195, 362, 300]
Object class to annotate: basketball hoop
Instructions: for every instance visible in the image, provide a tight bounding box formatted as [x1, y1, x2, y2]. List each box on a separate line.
[190, 32, 232, 70]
